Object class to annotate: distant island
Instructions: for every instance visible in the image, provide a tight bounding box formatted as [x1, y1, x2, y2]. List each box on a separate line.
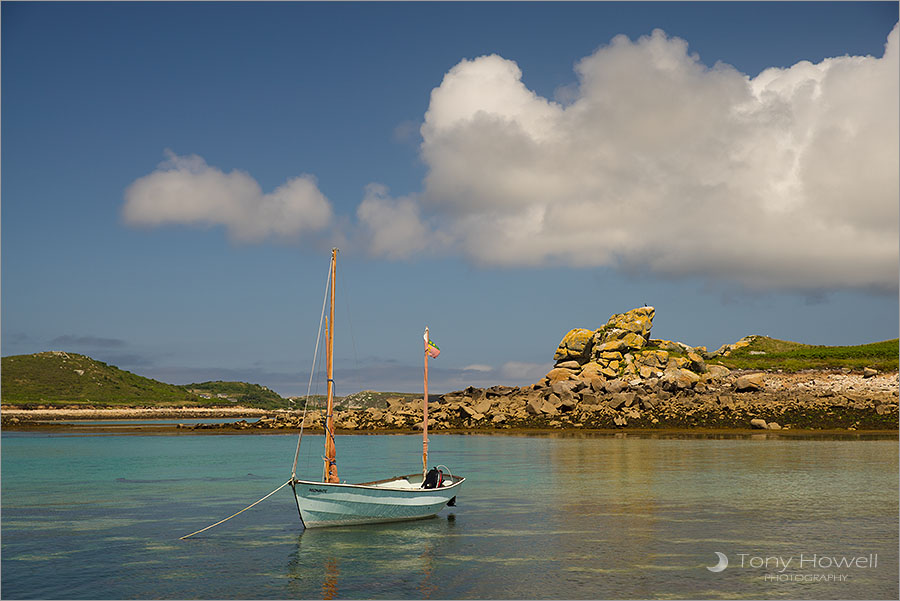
[0, 351, 412, 411]
[2, 306, 897, 432]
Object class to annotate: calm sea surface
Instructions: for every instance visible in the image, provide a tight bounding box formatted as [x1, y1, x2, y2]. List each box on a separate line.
[1, 431, 897, 599]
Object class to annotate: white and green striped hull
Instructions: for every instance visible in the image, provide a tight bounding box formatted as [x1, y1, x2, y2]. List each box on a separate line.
[292, 473, 464, 528]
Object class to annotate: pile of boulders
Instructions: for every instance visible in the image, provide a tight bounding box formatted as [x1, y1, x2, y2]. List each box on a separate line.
[546, 306, 731, 394]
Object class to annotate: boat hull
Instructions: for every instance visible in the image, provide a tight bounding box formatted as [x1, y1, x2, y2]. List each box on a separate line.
[292, 473, 464, 528]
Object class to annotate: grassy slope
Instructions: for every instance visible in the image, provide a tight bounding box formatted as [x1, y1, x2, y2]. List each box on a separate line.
[187, 381, 286, 409]
[0, 352, 408, 409]
[712, 336, 899, 372]
[1, 352, 202, 406]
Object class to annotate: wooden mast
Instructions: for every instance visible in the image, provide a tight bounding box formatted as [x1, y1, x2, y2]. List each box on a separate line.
[323, 248, 339, 484]
[422, 327, 430, 475]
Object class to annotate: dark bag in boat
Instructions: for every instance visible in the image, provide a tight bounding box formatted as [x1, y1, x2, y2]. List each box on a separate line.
[422, 467, 443, 489]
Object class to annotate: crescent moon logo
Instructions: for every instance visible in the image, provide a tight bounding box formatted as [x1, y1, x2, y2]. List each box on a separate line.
[707, 551, 729, 572]
[706, 551, 728, 572]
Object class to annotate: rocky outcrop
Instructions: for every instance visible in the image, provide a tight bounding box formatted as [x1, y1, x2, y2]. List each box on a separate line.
[548, 306, 717, 392]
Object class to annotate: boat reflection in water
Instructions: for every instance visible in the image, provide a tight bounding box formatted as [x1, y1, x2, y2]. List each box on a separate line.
[285, 514, 458, 599]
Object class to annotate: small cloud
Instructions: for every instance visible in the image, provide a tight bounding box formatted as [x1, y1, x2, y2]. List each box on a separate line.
[462, 364, 494, 372]
[122, 150, 333, 243]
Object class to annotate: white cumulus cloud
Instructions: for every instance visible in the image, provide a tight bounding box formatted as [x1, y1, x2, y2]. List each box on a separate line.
[362, 26, 899, 292]
[123, 151, 333, 243]
[356, 184, 431, 259]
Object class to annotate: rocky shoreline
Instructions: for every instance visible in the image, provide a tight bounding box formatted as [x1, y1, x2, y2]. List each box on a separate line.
[2, 306, 897, 434]
[5, 368, 894, 434]
[183, 368, 897, 433]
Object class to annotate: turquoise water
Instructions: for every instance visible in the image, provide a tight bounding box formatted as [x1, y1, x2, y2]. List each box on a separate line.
[2, 431, 897, 599]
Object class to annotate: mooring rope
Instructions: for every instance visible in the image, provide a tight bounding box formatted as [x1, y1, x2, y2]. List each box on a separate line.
[179, 479, 292, 540]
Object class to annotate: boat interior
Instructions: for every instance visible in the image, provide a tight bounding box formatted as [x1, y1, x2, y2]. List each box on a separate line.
[361, 472, 462, 490]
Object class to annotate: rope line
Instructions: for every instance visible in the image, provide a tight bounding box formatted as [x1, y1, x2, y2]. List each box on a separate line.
[179, 479, 292, 540]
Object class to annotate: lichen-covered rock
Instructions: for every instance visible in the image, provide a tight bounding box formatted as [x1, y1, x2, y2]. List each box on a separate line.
[554, 328, 594, 362]
[555, 360, 581, 370]
[636, 349, 669, 369]
[577, 362, 603, 379]
[687, 351, 708, 374]
[735, 373, 766, 392]
[602, 306, 655, 341]
[543, 305, 742, 393]
[594, 332, 647, 354]
[705, 364, 731, 380]
[546, 367, 577, 384]
[660, 368, 700, 391]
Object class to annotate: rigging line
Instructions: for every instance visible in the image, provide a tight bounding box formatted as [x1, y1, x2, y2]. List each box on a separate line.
[304, 325, 327, 477]
[302, 312, 328, 479]
[179, 479, 292, 540]
[291, 260, 332, 481]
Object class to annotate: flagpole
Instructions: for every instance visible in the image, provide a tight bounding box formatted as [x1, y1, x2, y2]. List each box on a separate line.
[423, 327, 429, 476]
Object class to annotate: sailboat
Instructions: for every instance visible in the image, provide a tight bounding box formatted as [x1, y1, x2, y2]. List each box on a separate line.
[289, 249, 464, 528]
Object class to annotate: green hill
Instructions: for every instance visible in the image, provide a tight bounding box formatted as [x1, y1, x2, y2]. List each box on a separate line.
[712, 336, 899, 372]
[186, 381, 286, 409]
[1, 352, 202, 406]
[0, 352, 413, 410]
[0, 352, 291, 408]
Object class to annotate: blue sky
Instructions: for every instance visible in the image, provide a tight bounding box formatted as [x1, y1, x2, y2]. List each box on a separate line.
[3, 1, 898, 396]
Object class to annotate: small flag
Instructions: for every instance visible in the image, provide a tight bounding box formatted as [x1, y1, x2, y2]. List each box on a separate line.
[424, 330, 441, 359]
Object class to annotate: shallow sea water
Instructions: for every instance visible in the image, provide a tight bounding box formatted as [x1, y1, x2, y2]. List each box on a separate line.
[1, 431, 897, 599]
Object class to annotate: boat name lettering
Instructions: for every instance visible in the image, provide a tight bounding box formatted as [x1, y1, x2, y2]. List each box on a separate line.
[308, 488, 328, 493]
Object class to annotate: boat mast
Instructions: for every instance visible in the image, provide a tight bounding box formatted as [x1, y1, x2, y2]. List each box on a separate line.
[323, 248, 339, 484]
[423, 327, 430, 476]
